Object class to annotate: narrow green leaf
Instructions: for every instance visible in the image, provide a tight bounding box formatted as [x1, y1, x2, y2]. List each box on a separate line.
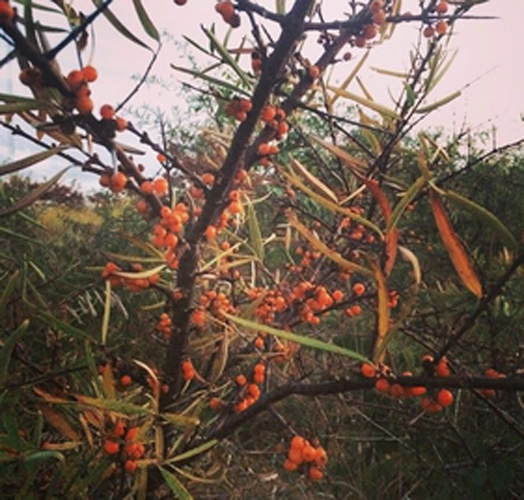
[132, 0, 160, 41]
[113, 264, 166, 280]
[24, 450, 65, 465]
[166, 439, 219, 464]
[170, 64, 250, 96]
[0, 147, 70, 177]
[415, 90, 461, 114]
[92, 0, 150, 50]
[201, 28, 252, 88]
[370, 67, 409, 78]
[328, 51, 370, 108]
[0, 167, 70, 217]
[0, 270, 19, 312]
[0, 319, 30, 386]
[39, 314, 92, 340]
[224, 313, 371, 363]
[0, 101, 53, 113]
[75, 395, 152, 415]
[442, 189, 518, 251]
[386, 176, 426, 232]
[160, 412, 200, 429]
[158, 467, 193, 500]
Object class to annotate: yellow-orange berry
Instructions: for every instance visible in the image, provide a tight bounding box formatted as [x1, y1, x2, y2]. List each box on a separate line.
[283, 458, 299, 472]
[436, 389, 454, 407]
[100, 104, 115, 120]
[308, 466, 324, 481]
[104, 440, 120, 455]
[82, 65, 98, 82]
[120, 374, 132, 387]
[236, 374, 247, 386]
[360, 363, 377, 378]
[374, 377, 391, 394]
[124, 460, 138, 473]
[76, 96, 94, 114]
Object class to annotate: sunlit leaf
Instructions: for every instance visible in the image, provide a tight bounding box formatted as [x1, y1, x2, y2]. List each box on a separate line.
[429, 188, 482, 297]
[166, 439, 218, 465]
[0, 167, 70, 217]
[225, 313, 371, 363]
[290, 157, 338, 203]
[287, 211, 373, 277]
[75, 395, 152, 415]
[310, 136, 368, 173]
[113, 264, 166, 280]
[327, 86, 400, 121]
[398, 245, 422, 286]
[160, 413, 200, 429]
[371, 67, 409, 78]
[132, 0, 160, 41]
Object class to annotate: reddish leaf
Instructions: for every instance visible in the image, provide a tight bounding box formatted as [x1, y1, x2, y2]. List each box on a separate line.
[429, 189, 482, 297]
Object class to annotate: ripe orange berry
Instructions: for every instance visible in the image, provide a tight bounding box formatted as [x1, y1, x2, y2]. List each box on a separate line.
[409, 385, 427, 397]
[247, 383, 260, 399]
[436, 357, 450, 377]
[115, 116, 128, 131]
[205, 225, 217, 240]
[104, 440, 120, 455]
[360, 363, 377, 378]
[352, 283, 366, 296]
[67, 69, 85, 89]
[308, 65, 320, 79]
[235, 374, 247, 386]
[100, 104, 115, 120]
[308, 466, 324, 481]
[191, 308, 206, 327]
[390, 383, 405, 399]
[436, 389, 454, 407]
[0, 1, 14, 21]
[435, 20, 448, 36]
[124, 459, 138, 473]
[153, 177, 169, 196]
[82, 65, 98, 82]
[287, 447, 304, 464]
[313, 446, 328, 466]
[290, 435, 306, 451]
[301, 443, 317, 462]
[209, 397, 223, 410]
[125, 427, 140, 442]
[374, 377, 391, 394]
[75, 96, 94, 114]
[436, 1, 448, 14]
[112, 420, 126, 438]
[283, 458, 299, 472]
[120, 374, 132, 387]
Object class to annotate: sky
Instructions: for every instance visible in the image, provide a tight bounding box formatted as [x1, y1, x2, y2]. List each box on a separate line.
[1, 0, 524, 190]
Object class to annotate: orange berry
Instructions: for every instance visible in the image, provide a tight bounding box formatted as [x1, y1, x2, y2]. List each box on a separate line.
[436, 1, 448, 14]
[0, 1, 14, 22]
[283, 459, 299, 472]
[290, 436, 306, 451]
[390, 383, 405, 399]
[360, 363, 377, 378]
[235, 374, 247, 386]
[201, 172, 215, 185]
[409, 386, 427, 397]
[435, 20, 448, 36]
[191, 308, 206, 327]
[153, 177, 169, 196]
[260, 105, 276, 123]
[82, 65, 98, 82]
[253, 372, 265, 385]
[205, 225, 217, 240]
[374, 377, 391, 394]
[436, 389, 454, 407]
[436, 357, 450, 377]
[313, 446, 328, 466]
[308, 466, 324, 481]
[104, 440, 120, 455]
[120, 374, 132, 387]
[125, 427, 140, 442]
[209, 397, 223, 410]
[352, 283, 366, 296]
[76, 96, 94, 114]
[124, 460, 138, 473]
[115, 116, 128, 131]
[112, 421, 126, 438]
[332, 289, 344, 302]
[301, 444, 317, 462]
[248, 383, 260, 399]
[287, 447, 304, 464]
[100, 104, 115, 120]
[67, 69, 85, 89]
[308, 65, 320, 79]
[156, 153, 166, 163]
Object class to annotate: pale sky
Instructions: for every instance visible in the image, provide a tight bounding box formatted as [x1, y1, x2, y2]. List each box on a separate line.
[1, 0, 523, 188]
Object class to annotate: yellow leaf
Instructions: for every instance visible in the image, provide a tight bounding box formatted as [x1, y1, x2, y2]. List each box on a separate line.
[371, 262, 390, 364]
[429, 189, 482, 297]
[290, 157, 338, 203]
[38, 404, 80, 441]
